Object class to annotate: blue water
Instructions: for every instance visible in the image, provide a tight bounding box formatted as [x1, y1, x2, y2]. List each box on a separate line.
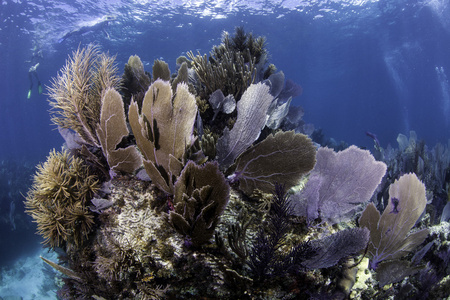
[1, 0, 450, 160]
[0, 0, 450, 294]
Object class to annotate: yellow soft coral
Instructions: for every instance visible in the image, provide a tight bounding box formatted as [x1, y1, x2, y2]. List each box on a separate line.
[25, 149, 99, 250]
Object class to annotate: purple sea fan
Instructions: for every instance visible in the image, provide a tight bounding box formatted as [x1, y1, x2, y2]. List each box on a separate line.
[290, 146, 387, 225]
[216, 82, 273, 169]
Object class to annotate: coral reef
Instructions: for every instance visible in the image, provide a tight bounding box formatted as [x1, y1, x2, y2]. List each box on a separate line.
[187, 27, 263, 101]
[25, 32, 450, 299]
[169, 161, 230, 247]
[374, 131, 450, 222]
[153, 59, 171, 81]
[216, 82, 274, 168]
[247, 184, 316, 283]
[188, 27, 306, 139]
[232, 130, 316, 194]
[290, 146, 387, 225]
[121, 55, 151, 112]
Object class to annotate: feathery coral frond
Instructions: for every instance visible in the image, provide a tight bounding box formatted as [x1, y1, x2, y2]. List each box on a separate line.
[47, 44, 121, 147]
[25, 149, 99, 249]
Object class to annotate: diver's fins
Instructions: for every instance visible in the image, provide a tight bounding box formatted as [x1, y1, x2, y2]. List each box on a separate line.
[27, 89, 32, 99]
[38, 82, 43, 94]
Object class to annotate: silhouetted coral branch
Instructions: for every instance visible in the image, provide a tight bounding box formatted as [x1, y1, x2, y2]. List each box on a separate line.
[248, 184, 316, 282]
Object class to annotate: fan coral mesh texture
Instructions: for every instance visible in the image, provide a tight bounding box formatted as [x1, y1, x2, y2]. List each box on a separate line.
[216, 82, 273, 169]
[232, 130, 316, 194]
[359, 173, 429, 269]
[303, 228, 370, 269]
[291, 146, 387, 225]
[96, 88, 142, 174]
[128, 79, 198, 194]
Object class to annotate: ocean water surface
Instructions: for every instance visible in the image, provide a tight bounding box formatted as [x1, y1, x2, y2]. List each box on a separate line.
[0, 0, 449, 298]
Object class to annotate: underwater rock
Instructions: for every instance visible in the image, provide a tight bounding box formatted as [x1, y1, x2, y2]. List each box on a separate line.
[84, 178, 242, 298]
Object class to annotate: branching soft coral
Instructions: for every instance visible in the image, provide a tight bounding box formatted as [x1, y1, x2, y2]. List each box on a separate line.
[47, 44, 121, 147]
[187, 27, 267, 101]
[248, 184, 316, 283]
[25, 149, 99, 250]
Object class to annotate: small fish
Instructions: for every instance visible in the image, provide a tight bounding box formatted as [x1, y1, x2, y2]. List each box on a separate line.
[366, 131, 381, 149]
[9, 200, 16, 231]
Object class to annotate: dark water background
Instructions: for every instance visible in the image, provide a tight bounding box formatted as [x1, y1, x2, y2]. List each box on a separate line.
[0, 0, 449, 266]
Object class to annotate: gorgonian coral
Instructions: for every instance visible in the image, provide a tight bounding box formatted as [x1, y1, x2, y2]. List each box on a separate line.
[188, 27, 270, 102]
[128, 79, 198, 194]
[359, 173, 429, 270]
[25, 149, 99, 250]
[47, 44, 121, 147]
[169, 161, 230, 247]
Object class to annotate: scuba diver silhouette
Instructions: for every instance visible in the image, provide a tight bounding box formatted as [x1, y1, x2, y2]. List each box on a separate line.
[27, 46, 43, 99]
[58, 15, 116, 43]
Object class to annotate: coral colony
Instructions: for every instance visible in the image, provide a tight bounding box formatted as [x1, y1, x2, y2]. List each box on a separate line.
[25, 28, 450, 299]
